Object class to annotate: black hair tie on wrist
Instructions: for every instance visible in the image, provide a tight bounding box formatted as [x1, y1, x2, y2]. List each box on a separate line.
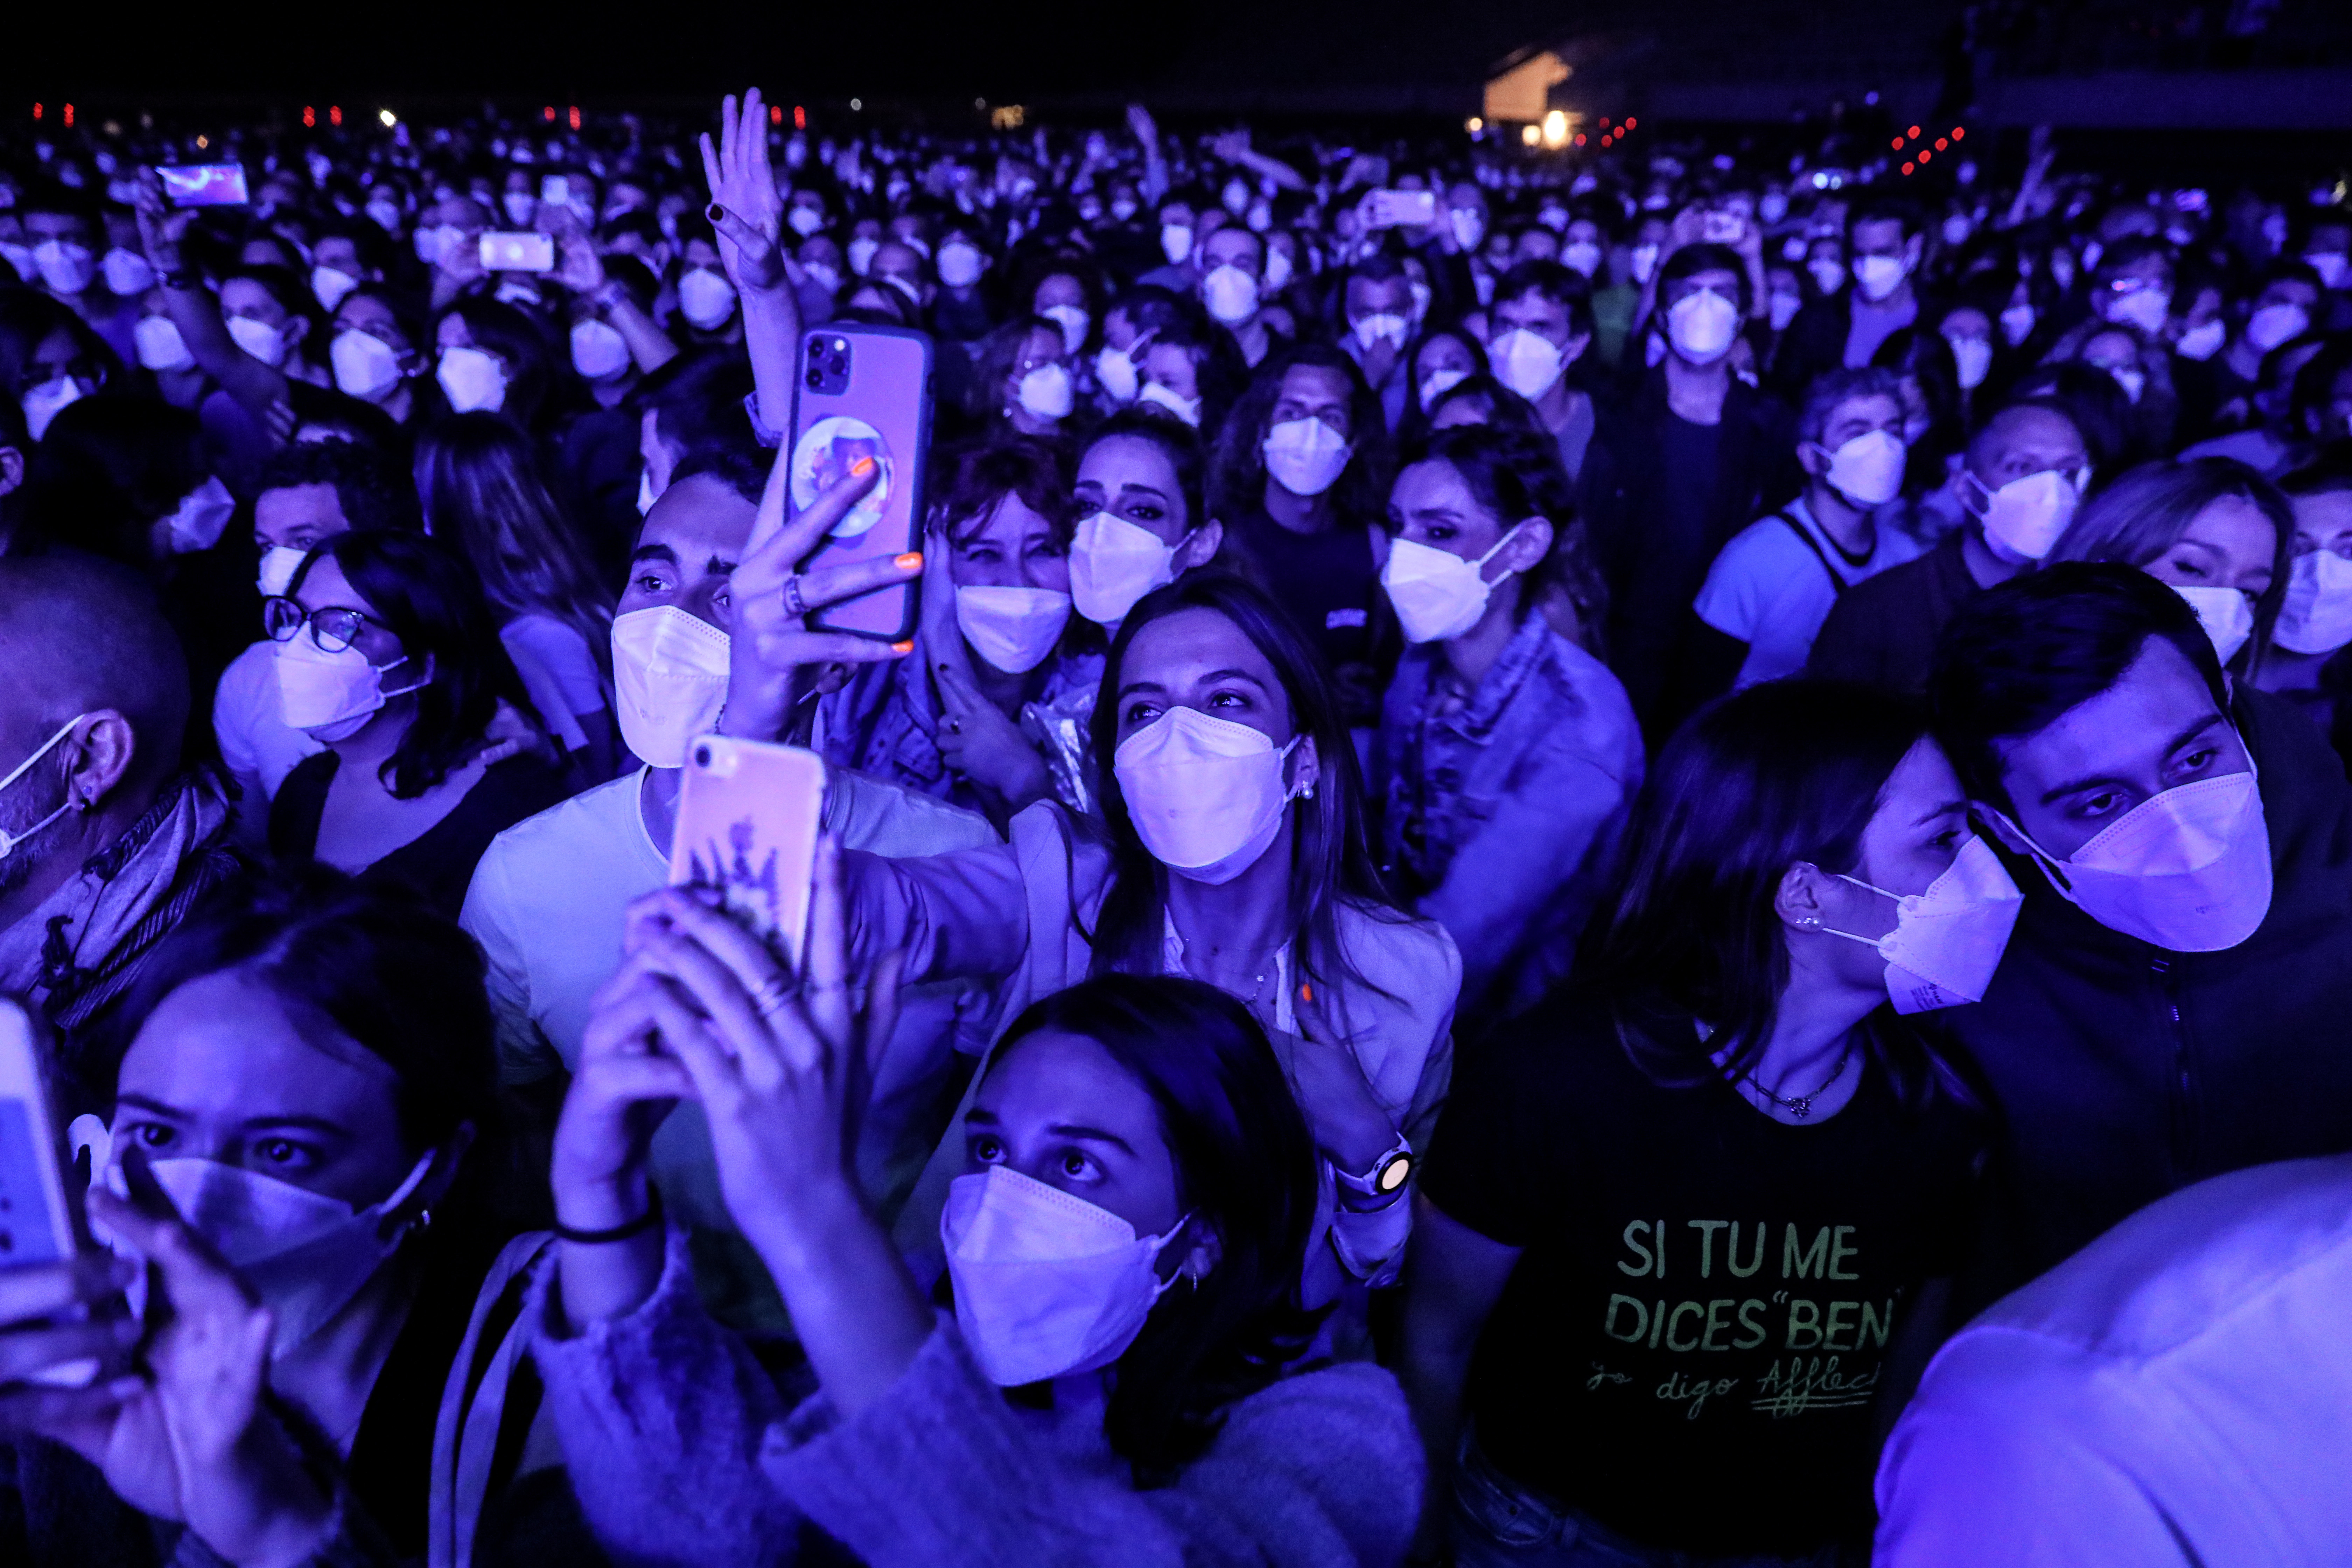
[555, 1185, 663, 1245]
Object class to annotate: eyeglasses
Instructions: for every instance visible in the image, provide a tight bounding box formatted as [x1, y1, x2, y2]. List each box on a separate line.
[263, 596, 387, 653]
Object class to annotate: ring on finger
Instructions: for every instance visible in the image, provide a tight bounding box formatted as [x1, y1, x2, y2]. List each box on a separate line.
[783, 576, 809, 618]
[947, 716, 960, 734]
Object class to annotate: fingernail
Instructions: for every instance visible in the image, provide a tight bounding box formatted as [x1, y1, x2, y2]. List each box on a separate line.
[851, 456, 876, 477]
[894, 552, 922, 570]
[1299, 982, 1313, 1003]
[890, 640, 914, 655]
[706, 202, 726, 223]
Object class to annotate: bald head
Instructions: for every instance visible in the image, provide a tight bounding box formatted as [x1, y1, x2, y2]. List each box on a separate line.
[0, 553, 188, 791]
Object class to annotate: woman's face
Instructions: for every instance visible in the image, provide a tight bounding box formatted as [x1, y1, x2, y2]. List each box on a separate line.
[1806, 738, 1972, 956]
[1010, 324, 1064, 392]
[2141, 493, 2277, 605]
[334, 293, 412, 362]
[436, 312, 475, 353]
[1941, 306, 1993, 346]
[950, 491, 1070, 592]
[314, 236, 365, 278]
[113, 969, 421, 1209]
[1390, 458, 1508, 561]
[1140, 341, 1199, 404]
[1076, 434, 1188, 544]
[1272, 363, 1352, 440]
[1413, 334, 1477, 386]
[964, 1029, 1182, 1243]
[1114, 606, 1299, 756]
[29, 325, 101, 397]
[2293, 488, 2352, 559]
[294, 556, 410, 673]
[223, 278, 302, 351]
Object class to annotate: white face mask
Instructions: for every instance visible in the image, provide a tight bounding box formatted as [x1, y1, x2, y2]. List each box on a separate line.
[134, 314, 195, 373]
[1114, 705, 1303, 883]
[0, 243, 34, 284]
[1450, 208, 1485, 252]
[677, 267, 739, 330]
[788, 205, 825, 238]
[1562, 240, 1603, 279]
[941, 1166, 1190, 1387]
[365, 198, 402, 232]
[1419, 366, 1469, 410]
[331, 329, 404, 402]
[571, 317, 632, 381]
[2106, 285, 2172, 337]
[22, 374, 84, 442]
[1136, 380, 1202, 427]
[311, 264, 360, 313]
[611, 605, 730, 770]
[2275, 548, 2352, 655]
[1998, 765, 2272, 952]
[938, 241, 986, 289]
[227, 315, 289, 367]
[0, 714, 87, 861]
[1768, 291, 1802, 332]
[257, 545, 308, 600]
[1094, 342, 1141, 404]
[1261, 416, 1351, 498]
[1200, 264, 1260, 325]
[2175, 584, 2254, 666]
[32, 239, 95, 295]
[1967, 466, 2084, 563]
[1817, 428, 1907, 509]
[2245, 302, 2308, 353]
[1667, 287, 1740, 363]
[2174, 318, 2226, 362]
[1630, 243, 1661, 284]
[1016, 362, 1074, 422]
[2000, 303, 2037, 346]
[1815, 835, 2024, 1012]
[1808, 258, 1847, 296]
[1853, 253, 1909, 302]
[2109, 364, 2147, 405]
[102, 247, 155, 298]
[1383, 527, 1525, 644]
[1264, 247, 1295, 294]
[846, 235, 881, 276]
[955, 584, 1072, 674]
[414, 224, 463, 267]
[437, 345, 508, 414]
[1760, 191, 1790, 223]
[163, 475, 237, 555]
[1041, 304, 1090, 357]
[1353, 313, 1409, 354]
[1946, 333, 1994, 389]
[1070, 511, 1184, 625]
[2307, 252, 2351, 291]
[275, 636, 427, 742]
[1159, 223, 1194, 266]
[1490, 327, 1566, 400]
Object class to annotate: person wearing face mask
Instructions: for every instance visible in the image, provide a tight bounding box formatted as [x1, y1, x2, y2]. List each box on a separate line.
[1196, 224, 1276, 368]
[2257, 453, 2352, 749]
[538, 929, 1420, 1568]
[1772, 200, 1928, 404]
[930, 227, 997, 345]
[975, 317, 1077, 442]
[1582, 242, 1802, 737]
[1026, 262, 1099, 370]
[0, 554, 241, 1076]
[1483, 261, 1601, 484]
[2210, 265, 2324, 429]
[1338, 254, 1419, 431]
[1374, 426, 1637, 1029]
[18, 188, 141, 364]
[2, 292, 120, 448]
[822, 440, 1102, 828]
[322, 283, 429, 427]
[1925, 562, 2352, 1302]
[1135, 195, 1204, 295]
[1212, 346, 1395, 727]
[0, 869, 612, 1565]
[1692, 368, 1927, 695]
[434, 298, 552, 428]
[1066, 406, 1224, 642]
[2047, 456, 2290, 676]
[263, 532, 569, 918]
[1811, 398, 2091, 693]
[1395, 324, 1488, 444]
[1405, 680, 1997, 1568]
[462, 450, 996, 1329]
[1089, 288, 1182, 414]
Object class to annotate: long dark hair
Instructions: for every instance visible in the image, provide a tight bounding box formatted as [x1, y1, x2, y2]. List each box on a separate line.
[986, 975, 1324, 1485]
[1087, 573, 1401, 1005]
[1209, 342, 1390, 524]
[290, 530, 538, 797]
[1581, 679, 1961, 1103]
[1396, 422, 1606, 645]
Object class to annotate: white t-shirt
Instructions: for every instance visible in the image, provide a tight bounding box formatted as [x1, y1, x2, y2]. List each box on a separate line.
[212, 639, 324, 802]
[1693, 497, 1925, 687]
[500, 613, 607, 755]
[1876, 1155, 2352, 1567]
[460, 765, 998, 1238]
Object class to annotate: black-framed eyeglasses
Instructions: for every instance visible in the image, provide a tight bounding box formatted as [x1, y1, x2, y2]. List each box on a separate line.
[263, 597, 387, 653]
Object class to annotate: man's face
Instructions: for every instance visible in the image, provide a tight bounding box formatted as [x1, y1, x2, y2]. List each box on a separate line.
[1201, 226, 1262, 280]
[1967, 407, 2090, 492]
[1494, 288, 1586, 359]
[22, 211, 94, 252]
[1345, 274, 1412, 326]
[1991, 635, 2249, 861]
[1850, 216, 1916, 271]
[620, 474, 757, 630]
[254, 483, 350, 553]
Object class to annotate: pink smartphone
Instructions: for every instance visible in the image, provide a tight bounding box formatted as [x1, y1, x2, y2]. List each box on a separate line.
[1368, 189, 1438, 229]
[669, 736, 826, 968]
[0, 998, 82, 1269]
[791, 324, 931, 642]
[156, 164, 249, 208]
[479, 231, 556, 272]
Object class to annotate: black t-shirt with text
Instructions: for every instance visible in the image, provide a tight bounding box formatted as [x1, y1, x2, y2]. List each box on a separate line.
[1424, 990, 1981, 1556]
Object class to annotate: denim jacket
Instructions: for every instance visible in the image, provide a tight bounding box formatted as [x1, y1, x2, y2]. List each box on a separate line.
[1375, 615, 1643, 1025]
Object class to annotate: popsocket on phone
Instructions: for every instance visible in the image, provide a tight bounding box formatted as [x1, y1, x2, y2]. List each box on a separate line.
[790, 416, 892, 538]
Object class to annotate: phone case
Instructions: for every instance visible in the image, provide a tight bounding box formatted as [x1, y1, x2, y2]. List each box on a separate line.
[669, 737, 827, 968]
[481, 232, 555, 272]
[791, 324, 931, 641]
[158, 164, 250, 208]
[0, 998, 83, 1268]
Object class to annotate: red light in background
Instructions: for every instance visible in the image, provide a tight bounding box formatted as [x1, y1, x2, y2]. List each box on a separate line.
[770, 104, 783, 125]
[1624, 117, 1636, 129]
[794, 105, 806, 130]
[1935, 137, 1948, 150]
[1952, 126, 1966, 140]
[569, 105, 581, 130]
[1907, 125, 1920, 138]
[329, 105, 342, 126]
[1902, 162, 1916, 175]
[31, 104, 41, 121]
[303, 106, 315, 128]
[62, 104, 74, 127]
[1575, 134, 1587, 146]
[1891, 136, 1904, 149]
[1919, 149, 1933, 163]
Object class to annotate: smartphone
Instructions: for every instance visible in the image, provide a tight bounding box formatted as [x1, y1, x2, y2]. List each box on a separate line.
[670, 736, 826, 968]
[156, 163, 250, 208]
[1703, 210, 1744, 244]
[790, 324, 931, 641]
[479, 231, 556, 272]
[0, 999, 82, 1270]
[1367, 188, 1438, 229]
[540, 174, 570, 208]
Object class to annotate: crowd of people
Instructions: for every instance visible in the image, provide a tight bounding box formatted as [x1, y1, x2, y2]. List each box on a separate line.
[0, 82, 2350, 1567]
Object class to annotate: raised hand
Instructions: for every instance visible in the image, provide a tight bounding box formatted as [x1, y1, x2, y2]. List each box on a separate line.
[701, 89, 789, 293]
[934, 662, 1051, 809]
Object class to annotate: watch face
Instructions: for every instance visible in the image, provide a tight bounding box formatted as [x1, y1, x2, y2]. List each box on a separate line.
[1376, 1152, 1414, 1194]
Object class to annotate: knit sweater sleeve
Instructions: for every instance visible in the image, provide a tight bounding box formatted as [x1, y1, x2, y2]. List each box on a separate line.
[527, 1229, 811, 1568]
[762, 1317, 1423, 1568]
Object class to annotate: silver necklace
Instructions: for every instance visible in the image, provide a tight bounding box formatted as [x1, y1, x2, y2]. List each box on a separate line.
[1744, 1034, 1856, 1122]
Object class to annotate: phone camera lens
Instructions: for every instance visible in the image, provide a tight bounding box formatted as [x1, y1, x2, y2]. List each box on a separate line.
[693, 744, 711, 766]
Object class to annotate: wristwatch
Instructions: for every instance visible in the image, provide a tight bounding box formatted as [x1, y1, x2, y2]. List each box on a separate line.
[1334, 1139, 1415, 1205]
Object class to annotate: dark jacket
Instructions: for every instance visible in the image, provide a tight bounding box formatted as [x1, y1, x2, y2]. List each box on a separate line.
[1941, 685, 2352, 1297]
[1769, 293, 1855, 403]
[1806, 528, 1985, 694]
